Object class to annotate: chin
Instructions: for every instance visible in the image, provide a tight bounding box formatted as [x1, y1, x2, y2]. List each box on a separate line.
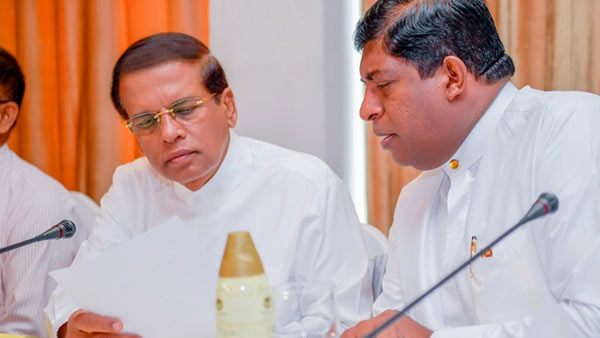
[173, 174, 199, 185]
[389, 151, 412, 168]
[176, 171, 213, 190]
[161, 170, 194, 185]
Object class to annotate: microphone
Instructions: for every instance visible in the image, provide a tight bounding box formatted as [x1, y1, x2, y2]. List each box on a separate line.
[36, 219, 76, 241]
[365, 193, 558, 338]
[0, 220, 77, 254]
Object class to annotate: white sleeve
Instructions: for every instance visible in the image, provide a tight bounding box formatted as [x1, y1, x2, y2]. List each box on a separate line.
[291, 170, 373, 331]
[44, 169, 135, 334]
[372, 222, 406, 316]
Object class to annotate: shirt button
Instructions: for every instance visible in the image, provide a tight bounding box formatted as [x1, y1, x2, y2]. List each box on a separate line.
[449, 159, 459, 169]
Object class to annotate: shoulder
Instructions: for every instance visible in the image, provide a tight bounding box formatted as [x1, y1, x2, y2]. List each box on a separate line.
[4, 153, 73, 236]
[497, 86, 600, 156]
[10, 153, 69, 194]
[240, 136, 339, 187]
[7, 153, 70, 207]
[507, 87, 600, 127]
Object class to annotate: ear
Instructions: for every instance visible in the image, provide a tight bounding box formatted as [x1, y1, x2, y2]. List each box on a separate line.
[0, 101, 19, 135]
[441, 56, 468, 101]
[219, 87, 238, 128]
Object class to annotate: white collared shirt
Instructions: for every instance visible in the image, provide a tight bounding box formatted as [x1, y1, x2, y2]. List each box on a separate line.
[45, 131, 373, 336]
[374, 83, 600, 337]
[0, 144, 89, 337]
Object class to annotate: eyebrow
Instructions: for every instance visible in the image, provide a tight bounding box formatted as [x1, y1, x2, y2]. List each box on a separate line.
[169, 96, 199, 106]
[133, 96, 200, 116]
[361, 69, 394, 83]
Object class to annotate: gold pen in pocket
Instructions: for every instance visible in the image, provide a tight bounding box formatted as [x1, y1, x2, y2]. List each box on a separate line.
[469, 235, 477, 277]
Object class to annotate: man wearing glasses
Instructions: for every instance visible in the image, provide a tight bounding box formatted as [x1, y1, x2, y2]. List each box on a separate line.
[0, 47, 88, 337]
[46, 32, 372, 337]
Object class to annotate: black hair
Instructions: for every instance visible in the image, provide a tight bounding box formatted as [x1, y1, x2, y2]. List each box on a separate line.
[0, 46, 25, 107]
[111, 32, 228, 119]
[354, 0, 514, 83]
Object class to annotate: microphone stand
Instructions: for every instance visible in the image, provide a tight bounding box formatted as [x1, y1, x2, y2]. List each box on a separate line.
[0, 237, 41, 254]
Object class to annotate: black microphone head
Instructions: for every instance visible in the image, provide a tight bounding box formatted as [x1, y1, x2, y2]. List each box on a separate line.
[520, 193, 559, 224]
[539, 193, 559, 214]
[58, 220, 76, 238]
[36, 220, 77, 241]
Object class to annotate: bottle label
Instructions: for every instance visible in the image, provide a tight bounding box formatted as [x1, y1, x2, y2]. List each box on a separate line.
[216, 275, 274, 338]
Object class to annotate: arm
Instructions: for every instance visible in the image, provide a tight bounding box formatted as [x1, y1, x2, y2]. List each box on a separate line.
[45, 168, 137, 336]
[342, 221, 434, 338]
[293, 170, 373, 331]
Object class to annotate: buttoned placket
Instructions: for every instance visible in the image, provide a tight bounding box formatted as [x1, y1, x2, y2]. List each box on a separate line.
[438, 159, 480, 327]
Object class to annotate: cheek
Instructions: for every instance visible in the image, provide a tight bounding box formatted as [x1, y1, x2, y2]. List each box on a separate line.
[192, 116, 227, 145]
[189, 120, 230, 157]
[136, 138, 167, 169]
[385, 96, 416, 129]
[135, 137, 158, 158]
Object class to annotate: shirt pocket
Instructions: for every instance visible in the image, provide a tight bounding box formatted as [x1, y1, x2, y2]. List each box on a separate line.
[470, 229, 548, 323]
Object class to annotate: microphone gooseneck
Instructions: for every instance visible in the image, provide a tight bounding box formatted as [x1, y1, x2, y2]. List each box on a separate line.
[365, 193, 558, 338]
[0, 220, 77, 255]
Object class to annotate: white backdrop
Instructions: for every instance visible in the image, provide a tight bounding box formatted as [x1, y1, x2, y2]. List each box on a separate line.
[210, 0, 366, 220]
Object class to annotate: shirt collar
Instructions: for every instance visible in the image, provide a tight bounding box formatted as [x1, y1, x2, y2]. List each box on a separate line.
[441, 82, 519, 178]
[171, 130, 251, 204]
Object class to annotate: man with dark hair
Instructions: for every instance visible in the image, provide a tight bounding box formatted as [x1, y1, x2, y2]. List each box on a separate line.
[0, 47, 89, 336]
[343, 0, 600, 337]
[46, 32, 372, 337]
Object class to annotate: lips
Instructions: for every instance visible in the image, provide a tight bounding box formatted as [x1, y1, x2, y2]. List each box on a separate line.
[380, 134, 395, 148]
[374, 130, 396, 149]
[166, 149, 195, 164]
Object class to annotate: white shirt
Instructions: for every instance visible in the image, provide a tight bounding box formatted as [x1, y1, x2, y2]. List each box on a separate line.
[0, 144, 89, 337]
[46, 131, 373, 335]
[374, 83, 600, 337]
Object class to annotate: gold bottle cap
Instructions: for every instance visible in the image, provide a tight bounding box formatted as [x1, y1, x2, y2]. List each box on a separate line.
[219, 231, 265, 277]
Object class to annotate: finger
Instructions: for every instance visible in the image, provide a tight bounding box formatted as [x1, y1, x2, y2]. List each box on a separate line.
[341, 320, 375, 338]
[70, 310, 124, 333]
[340, 330, 356, 338]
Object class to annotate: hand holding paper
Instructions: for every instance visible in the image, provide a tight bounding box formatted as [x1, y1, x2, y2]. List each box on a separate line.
[50, 216, 218, 338]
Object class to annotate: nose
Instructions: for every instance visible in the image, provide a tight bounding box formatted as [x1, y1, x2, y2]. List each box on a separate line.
[158, 113, 186, 143]
[359, 86, 383, 121]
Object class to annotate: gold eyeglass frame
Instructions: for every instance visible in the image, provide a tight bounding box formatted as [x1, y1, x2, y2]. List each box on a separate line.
[124, 92, 217, 134]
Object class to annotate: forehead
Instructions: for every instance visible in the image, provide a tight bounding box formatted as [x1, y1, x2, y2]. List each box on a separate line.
[121, 60, 203, 87]
[119, 61, 207, 115]
[359, 40, 413, 80]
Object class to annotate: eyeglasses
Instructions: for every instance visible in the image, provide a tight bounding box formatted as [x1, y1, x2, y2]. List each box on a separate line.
[124, 93, 217, 135]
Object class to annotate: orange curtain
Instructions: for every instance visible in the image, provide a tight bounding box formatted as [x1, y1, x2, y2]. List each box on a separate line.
[0, 0, 209, 202]
[362, 0, 600, 235]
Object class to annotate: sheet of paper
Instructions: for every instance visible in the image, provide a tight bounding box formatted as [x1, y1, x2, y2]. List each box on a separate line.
[50, 216, 219, 337]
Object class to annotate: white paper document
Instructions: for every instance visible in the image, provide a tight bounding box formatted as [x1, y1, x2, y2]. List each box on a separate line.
[50, 216, 219, 337]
